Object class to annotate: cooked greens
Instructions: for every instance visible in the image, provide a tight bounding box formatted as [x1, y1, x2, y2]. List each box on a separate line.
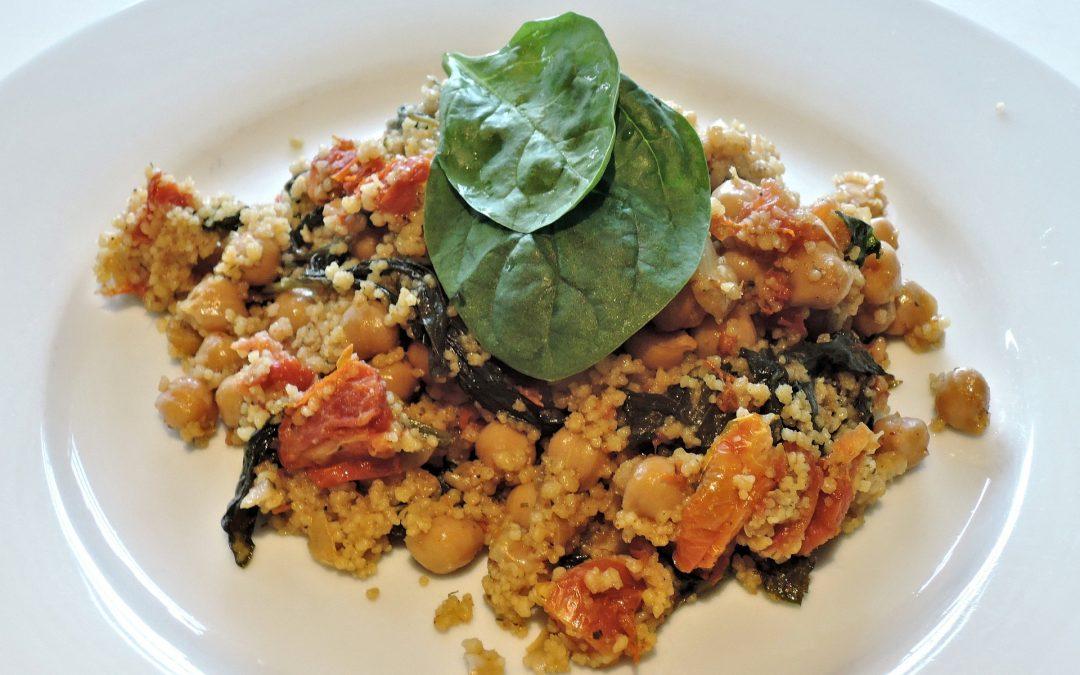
[203, 212, 242, 232]
[426, 76, 710, 381]
[741, 331, 886, 426]
[740, 347, 820, 420]
[754, 553, 816, 604]
[785, 331, 887, 379]
[221, 422, 279, 567]
[438, 13, 620, 233]
[619, 387, 732, 451]
[837, 211, 882, 267]
[301, 255, 565, 434]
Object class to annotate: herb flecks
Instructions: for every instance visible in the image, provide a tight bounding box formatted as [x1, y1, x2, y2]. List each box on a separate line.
[836, 211, 882, 266]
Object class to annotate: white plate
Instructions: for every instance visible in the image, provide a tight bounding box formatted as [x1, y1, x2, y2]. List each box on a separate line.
[2, 0, 1078, 672]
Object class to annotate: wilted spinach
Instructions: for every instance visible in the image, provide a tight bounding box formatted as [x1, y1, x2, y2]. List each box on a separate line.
[203, 212, 242, 232]
[785, 331, 887, 379]
[301, 256, 565, 434]
[221, 423, 279, 567]
[753, 552, 817, 605]
[425, 76, 711, 381]
[740, 347, 820, 420]
[619, 387, 732, 451]
[741, 332, 887, 431]
[438, 12, 620, 233]
[836, 211, 881, 267]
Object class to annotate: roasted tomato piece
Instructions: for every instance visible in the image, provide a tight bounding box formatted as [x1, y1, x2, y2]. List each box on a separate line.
[232, 333, 316, 393]
[673, 414, 784, 573]
[374, 155, 431, 215]
[307, 139, 384, 201]
[799, 423, 878, 555]
[147, 170, 193, 212]
[761, 447, 824, 561]
[305, 456, 403, 489]
[544, 558, 646, 660]
[278, 350, 396, 484]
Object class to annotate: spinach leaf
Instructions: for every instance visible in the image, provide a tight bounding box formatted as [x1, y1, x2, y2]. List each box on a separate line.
[619, 387, 733, 451]
[836, 211, 881, 267]
[785, 331, 886, 379]
[425, 76, 711, 381]
[221, 423, 279, 567]
[438, 12, 620, 233]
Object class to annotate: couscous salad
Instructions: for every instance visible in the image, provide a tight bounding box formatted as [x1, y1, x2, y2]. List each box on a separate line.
[95, 13, 989, 672]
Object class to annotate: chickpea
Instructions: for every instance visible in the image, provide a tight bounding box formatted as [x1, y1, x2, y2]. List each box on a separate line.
[653, 284, 706, 331]
[871, 217, 899, 249]
[812, 200, 850, 247]
[350, 229, 381, 260]
[405, 514, 484, 574]
[156, 377, 217, 437]
[931, 368, 990, 435]
[378, 360, 420, 401]
[427, 381, 470, 405]
[887, 281, 938, 336]
[215, 372, 246, 428]
[867, 336, 890, 367]
[690, 242, 739, 321]
[400, 444, 436, 471]
[693, 308, 758, 357]
[715, 175, 758, 218]
[342, 298, 399, 360]
[622, 456, 690, 520]
[194, 240, 223, 277]
[853, 301, 897, 338]
[275, 287, 316, 331]
[693, 318, 724, 357]
[862, 241, 902, 305]
[546, 428, 604, 488]
[195, 332, 243, 375]
[179, 275, 247, 333]
[164, 318, 202, 358]
[625, 329, 696, 369]
[874, 414, 929, 469]
[549, 517, 578, 550]
[505, 482, 538, 528]
[239, 235, 282, 286]
[406, 342, 432, 380]
[783, 243, 854, 309]
[475, 421, 536, 473]
[721, 249, 765, 284]
[491, 535, 535, 568]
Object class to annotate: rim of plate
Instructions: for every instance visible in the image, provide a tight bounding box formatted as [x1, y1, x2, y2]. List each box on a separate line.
[1, 1, 1078, 672]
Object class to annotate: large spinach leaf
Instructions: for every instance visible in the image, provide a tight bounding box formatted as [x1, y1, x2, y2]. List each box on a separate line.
[438, 12, 620, 233]
[425, 76, 710, 381]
